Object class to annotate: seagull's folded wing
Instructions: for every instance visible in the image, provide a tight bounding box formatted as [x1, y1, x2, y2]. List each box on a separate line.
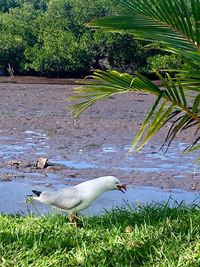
[41, 187, 82, 210]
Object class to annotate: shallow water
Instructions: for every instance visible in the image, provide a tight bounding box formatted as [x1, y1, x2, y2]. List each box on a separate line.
[0, 129, 200, 215]
[0, 130, 49, 160]
[0, 177, 199, 216]
[54, 142, 200, 175]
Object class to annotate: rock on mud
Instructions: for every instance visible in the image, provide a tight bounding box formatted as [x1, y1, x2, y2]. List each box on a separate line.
[36, 158, 48, 169]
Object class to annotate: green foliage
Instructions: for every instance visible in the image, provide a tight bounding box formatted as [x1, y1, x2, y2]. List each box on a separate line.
[24, 30, 93, 76]
[0, 2, 40, 72]
[147, 54, 182, 72]
[0, 204, 200, 266]
[0, 0, 157, 76]
[0, 0, 19, 12]
[0, 0, 48, 12]
[0, 33, 24, 70]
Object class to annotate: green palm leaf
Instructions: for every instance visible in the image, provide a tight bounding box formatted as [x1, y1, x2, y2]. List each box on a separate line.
[69, 70, 161, 117]
[70, 0, 200, 157]
[70, 70, 200, 153]
[88, 0, 200, 62]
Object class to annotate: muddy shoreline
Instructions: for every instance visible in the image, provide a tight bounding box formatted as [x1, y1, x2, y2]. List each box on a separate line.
[0, 82, 199, 191]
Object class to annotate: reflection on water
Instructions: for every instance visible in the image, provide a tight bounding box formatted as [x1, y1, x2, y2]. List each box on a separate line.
[98, 143, 200, 174]
[53, 142, 200, 175]
[0, 130, 49, 160]
[54, 160, 97, 170]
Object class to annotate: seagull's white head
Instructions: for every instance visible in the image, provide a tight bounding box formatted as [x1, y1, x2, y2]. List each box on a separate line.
[103, 176, 127, 193]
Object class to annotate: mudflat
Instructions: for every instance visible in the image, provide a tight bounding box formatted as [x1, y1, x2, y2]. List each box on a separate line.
[0, 79, 199, 191]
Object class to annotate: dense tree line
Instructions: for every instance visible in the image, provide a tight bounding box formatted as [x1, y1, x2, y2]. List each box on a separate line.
[0, 0, 177, 77]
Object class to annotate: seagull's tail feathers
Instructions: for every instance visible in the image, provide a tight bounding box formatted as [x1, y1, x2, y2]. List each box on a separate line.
[32, 190, 42, 197]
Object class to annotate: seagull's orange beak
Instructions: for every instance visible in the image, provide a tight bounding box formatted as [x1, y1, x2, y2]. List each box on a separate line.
[117, 183, 127, 194]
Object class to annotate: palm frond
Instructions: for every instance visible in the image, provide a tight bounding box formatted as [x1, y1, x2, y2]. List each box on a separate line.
[70, 0, 200, 157]
[177, 69, 200, 91]
[69, 70, 161, 117]
[70, 70, 200, 153]
[88, 0, 200, 62]
[132, 101, 175, 152]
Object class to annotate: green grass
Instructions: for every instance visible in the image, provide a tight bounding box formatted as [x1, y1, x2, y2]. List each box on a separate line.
[0, 203, 200, 267]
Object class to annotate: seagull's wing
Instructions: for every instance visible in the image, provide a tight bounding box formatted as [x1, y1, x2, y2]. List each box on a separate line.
[41, 187, 82, 210]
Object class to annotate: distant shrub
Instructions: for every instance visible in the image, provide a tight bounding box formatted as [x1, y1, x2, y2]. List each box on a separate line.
[0, 0, 167, 77]
[147, 54, 182, 72]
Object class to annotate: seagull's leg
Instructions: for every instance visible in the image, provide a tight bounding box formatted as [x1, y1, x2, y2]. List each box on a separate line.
[68, 213, 78, 228]
[75, 212, 80, 227]
[69, 213, 74, 223]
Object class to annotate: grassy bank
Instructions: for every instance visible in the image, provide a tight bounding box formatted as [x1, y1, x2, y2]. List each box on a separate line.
[0, 204, 200, 267]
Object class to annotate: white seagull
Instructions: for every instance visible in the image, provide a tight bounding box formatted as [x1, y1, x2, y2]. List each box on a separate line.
[31, 176, 127, 225]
